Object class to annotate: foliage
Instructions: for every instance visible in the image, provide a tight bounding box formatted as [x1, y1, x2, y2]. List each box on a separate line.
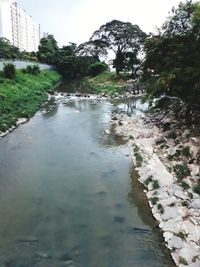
[173, 163, 190, 180]
[181, 146, 191, 157]
[37, 35, 59, 65]
[143, 1, 200, 104]
[0, 70, 61, 132]
[193, 182, 200, 195]
[3, 63, 16, 79]
[85, 71, 127, 94]
[89, 62, 108, 77]
[23, 65, 41, 75]
[180, 181, 190, 190]
[150, 197, 159, 205]
[91, 20, 146, 74]
[0, 38, 20, 59]
[152, 180, 160, 190]
[135, 151, 143, 167]
[76, 40, 108, 60]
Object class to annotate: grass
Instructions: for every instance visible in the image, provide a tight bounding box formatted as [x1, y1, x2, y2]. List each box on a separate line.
[193, 183, 200, 195]
[173, 164, 190, 180]
[84, 71, 127, 95]
[0, 70, 61, 132]
[152, 180, 160, 190]
[150, 197, 159, 205]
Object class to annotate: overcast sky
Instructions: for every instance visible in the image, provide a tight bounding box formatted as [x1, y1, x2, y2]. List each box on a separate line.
[18, 0, 181, 47]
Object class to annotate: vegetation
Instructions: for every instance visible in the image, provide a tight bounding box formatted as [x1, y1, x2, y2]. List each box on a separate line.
[84, 71, 127, 94]
[193, 182, 200, 195]
[90, 20, 146, 75]
[173, 163, 190, 180]
[0, 70, 61, 132]
[152, 180, 160, 190]
[23, 65, 41, 75]
[143, 0, 200, 105]
[3, 63, 16, 79]
[150, 197, 159, 205]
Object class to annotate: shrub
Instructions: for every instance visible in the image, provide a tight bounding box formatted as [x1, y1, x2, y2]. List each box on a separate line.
[180, 181, 190, 190]
[173, 164, 190, 180]
[135, 153, 143, 167]
[150, 197, 159, 205]
[3, 63, 16, 79]
[181, 146, 191, 157]
[152, 180, 160, 190]
[89, 62, 108, 77]
[24, 65, 40, 75]
[193, 183, 200, 195]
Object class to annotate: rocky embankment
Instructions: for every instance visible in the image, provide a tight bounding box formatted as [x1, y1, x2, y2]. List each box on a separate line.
[111, 102, 200, 267]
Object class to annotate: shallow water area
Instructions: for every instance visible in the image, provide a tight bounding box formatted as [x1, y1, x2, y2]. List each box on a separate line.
[0, 94, 175, 267]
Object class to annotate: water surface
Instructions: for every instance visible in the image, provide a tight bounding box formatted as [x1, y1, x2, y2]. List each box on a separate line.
[0, 96, 174, 266]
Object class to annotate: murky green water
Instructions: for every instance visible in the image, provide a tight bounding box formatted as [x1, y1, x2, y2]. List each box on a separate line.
[0, 95, 175, 267]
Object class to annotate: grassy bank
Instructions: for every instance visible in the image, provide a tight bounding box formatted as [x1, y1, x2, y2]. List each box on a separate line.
[0, 70, 61, 132]
[84, 71, 127, 94]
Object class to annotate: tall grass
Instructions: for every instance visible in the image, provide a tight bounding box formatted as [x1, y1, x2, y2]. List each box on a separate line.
[0, 70, 61, 132]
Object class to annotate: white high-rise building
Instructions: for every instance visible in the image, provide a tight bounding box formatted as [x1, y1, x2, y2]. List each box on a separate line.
[0, 0, 40, 52]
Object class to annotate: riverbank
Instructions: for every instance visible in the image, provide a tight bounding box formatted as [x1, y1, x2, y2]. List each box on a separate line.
[0, 70, 61, 136]
[111, 101, 200, 267]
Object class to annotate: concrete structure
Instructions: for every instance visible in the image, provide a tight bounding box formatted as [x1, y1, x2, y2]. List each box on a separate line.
[0, 0, 40, 52]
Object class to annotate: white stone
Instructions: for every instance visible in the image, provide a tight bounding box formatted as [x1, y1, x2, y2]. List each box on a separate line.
[168, 235, 183, 250]
[179, 244, 200, 264]
[190, 199, 200, 209]
[161, 206, 181, 221]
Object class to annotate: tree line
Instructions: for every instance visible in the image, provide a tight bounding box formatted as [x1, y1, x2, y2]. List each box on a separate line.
[1, 0, 200, 104]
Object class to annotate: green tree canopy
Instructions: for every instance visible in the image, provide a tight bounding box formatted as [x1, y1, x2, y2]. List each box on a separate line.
[90, 20, 146, 74]
[143, 1, 200, 104]
[0, 38, 20, 59]
[37, 35, 59, 65]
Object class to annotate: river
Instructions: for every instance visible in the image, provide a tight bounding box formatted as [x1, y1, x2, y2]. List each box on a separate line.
[0, 94, 175, 267]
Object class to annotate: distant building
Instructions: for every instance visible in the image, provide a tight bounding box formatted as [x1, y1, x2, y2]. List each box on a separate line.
[0, 0, 40, 52]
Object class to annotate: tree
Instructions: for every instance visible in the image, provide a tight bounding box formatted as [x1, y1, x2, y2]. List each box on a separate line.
[90, 20, 146, 74]
[143, 1, 200, 104]
[76, 40, 108, 61]
[37, 35, 59, 65]
[0, 38, 20, 59]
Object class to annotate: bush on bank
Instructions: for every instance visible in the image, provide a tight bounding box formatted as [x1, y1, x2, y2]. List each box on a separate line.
[0, 70, 61, 132]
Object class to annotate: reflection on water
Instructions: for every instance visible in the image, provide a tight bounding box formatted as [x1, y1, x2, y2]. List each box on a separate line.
[0, 96, 175, 267]
[113, 97, 149, 116]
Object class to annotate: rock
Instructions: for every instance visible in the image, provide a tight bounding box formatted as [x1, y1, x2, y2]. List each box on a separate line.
[182, 129, 191, 139]
[159, 196, 177, 207]
[161, 118, 172, 131]
[178, 107, 187, 119]
[190, 199, 200, 209]
[161, 206, 181, 221]
[190, 137, 200, 146]
[168, 235, 183, 250]
[179, 244, 200, 264]
[160, 220, 180, 233]
[195, 148, 200, 164]
[47, 90, 54, 95]
[104, 129, 110, 135]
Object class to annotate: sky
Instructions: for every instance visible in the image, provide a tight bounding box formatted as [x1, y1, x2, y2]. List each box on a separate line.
[18, 0, 181, 47]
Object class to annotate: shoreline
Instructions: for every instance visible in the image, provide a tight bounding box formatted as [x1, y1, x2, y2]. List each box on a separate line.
[0, 90, 141, 139]
[112, 111, 200, 267]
